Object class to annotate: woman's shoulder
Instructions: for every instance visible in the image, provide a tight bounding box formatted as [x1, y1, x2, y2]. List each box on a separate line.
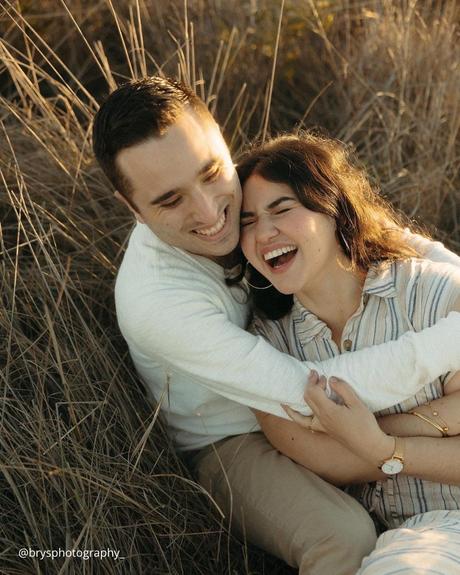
[370, 257, 460, 289]
[391, 258, 460, 325]
[394, 257, 460, 285]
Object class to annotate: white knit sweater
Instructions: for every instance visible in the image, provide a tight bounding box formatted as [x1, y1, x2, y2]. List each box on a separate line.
[115, 223, 460, 450]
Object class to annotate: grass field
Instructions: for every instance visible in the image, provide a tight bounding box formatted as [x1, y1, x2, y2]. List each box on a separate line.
[1, 1, 459, 573]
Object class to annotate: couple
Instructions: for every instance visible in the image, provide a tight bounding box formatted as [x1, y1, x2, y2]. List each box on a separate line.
[92, 76, 460, 574]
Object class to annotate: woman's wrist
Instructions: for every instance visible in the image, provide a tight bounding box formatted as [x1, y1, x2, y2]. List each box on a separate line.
[409, 404, 449, 437]
[356, 433, 395, 467]
[377, 412, 444, 438]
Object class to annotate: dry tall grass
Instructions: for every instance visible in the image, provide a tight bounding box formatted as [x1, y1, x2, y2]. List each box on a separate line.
[1, 1, 459, 573]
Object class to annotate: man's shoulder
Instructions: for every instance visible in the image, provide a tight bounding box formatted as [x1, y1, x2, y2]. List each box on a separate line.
[115, 223, 242, 330]
[119, 222, 180, 270]
[117, 222, 223, 289]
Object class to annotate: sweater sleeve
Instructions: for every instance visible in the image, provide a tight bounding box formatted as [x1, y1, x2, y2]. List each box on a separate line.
[119, 279, 460, 418]
[404, 229, 460, 266]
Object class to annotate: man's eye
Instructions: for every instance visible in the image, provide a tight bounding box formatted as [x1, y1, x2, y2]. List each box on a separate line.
[203, 166, 222, 183]
[275, 207, 291, 215]
[160, 197, 182, 208]
[240, 220, 254, 228]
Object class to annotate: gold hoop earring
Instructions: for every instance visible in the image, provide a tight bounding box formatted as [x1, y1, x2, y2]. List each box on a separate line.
[338, 229, 350, 254]
[245, 263, 273, 290]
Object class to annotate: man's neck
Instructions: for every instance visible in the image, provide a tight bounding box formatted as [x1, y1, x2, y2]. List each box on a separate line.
[211, 248, 242, 269]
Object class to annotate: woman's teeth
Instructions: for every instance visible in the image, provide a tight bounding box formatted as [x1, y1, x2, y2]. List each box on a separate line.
[264, 245, 297, 262]
[195, 210, 226, 236]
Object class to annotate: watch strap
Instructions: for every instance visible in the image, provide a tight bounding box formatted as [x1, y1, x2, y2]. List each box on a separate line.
[392, 436, 404, 463]
[379, 436, 404, 470]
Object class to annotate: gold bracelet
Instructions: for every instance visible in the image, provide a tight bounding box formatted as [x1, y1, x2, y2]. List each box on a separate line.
[428, 402, 450, 435]
[410, 411, 449, 437]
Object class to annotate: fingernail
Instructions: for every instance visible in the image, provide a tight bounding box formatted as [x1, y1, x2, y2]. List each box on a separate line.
[329, 377, 337, 384]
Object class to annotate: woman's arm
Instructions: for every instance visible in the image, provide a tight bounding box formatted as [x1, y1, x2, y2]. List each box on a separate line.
[260, 371, 460, 485]
[378, 371, 460, 437]
[256, 410, 385, 486]
[303, 373, 460, 485]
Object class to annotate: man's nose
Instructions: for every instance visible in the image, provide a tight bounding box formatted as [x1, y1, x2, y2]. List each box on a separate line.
[192, 187, 219, 224]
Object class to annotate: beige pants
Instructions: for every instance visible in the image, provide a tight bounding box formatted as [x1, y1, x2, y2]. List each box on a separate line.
[192, 432, 376, 575]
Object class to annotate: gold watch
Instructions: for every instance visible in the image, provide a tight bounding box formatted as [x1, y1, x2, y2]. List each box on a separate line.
[379, 437, 404, 475]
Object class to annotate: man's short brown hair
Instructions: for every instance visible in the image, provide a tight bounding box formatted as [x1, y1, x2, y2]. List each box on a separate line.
[92, 76, 211, 197]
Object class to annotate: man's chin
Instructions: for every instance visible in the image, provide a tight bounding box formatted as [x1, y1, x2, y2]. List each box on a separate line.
[191, 235, 239, 260]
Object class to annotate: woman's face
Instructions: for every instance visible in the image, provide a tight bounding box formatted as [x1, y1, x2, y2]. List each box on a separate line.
[240, 173, 343, 295]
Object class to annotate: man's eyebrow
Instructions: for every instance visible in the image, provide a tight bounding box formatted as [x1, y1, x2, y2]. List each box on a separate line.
[241, 196, 295, 217]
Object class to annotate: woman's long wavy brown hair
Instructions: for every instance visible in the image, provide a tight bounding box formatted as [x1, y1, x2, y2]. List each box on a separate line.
[237, 131, 422, 319]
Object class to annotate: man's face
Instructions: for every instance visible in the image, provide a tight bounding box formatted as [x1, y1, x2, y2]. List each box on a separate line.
[115, 109, 242, 260]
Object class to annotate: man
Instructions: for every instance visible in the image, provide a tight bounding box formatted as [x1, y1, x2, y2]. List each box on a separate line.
[92, 76, 460, 574]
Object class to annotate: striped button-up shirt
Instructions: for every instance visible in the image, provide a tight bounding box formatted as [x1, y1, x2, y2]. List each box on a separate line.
[250, 258, 460, 529]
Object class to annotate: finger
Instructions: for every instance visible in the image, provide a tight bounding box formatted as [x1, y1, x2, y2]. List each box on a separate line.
[304, 379, 324, 411]
[306, 377, 338, 412]
[282, 404, 313, 429]
[329, 377, 362, 407]
[318, 375, 327, 390]
[310, 415, 326, 433]
[304, 370, 319, 403]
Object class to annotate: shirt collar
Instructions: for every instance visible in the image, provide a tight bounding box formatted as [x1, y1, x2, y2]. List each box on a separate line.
[362, 261, 398, 299]
[290, 261, 398, 347]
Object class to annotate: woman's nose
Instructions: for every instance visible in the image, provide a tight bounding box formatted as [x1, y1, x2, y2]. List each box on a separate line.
[255, 216, 279, 243]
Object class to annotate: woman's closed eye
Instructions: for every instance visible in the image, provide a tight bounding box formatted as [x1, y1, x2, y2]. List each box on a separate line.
[240, 218, 255, 228]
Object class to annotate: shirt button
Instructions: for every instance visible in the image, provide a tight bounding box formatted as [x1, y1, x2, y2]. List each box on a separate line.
[343, 339, 353, 351]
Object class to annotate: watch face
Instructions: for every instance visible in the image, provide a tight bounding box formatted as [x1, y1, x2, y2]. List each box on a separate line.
[381, 458, 404, 475]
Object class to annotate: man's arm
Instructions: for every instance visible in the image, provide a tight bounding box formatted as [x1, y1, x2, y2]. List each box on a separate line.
[299, 311, 460, 412]
[121, 273, 460, 417]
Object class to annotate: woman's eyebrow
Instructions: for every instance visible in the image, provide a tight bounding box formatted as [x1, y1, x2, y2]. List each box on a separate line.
[241, 196, 295, 218]
[266, 196, 295, 210]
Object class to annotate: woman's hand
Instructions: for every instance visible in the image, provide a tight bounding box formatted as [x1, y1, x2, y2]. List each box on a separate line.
[287, 371, 395, 466]
[281, 406, 327, 433]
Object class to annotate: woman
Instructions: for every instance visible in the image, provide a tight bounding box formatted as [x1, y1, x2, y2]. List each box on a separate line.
[237, 132, 460, 574]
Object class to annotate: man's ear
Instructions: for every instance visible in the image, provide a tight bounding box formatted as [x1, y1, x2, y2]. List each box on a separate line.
[114, 190, 145, 224]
